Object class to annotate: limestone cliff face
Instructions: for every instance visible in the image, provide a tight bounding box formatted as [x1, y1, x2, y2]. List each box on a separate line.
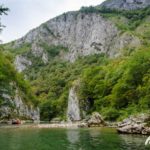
[100, 0, 150, 10]
[15, 55, 32, 72]
[14, 12, 119, 65]
[67, 87, 80, 122]
[11, 1, 144, 72]
[0, 84, 40, 121]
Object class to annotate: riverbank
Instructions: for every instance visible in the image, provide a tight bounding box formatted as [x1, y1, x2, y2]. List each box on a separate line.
[117, 114, 150, 135]
[0, 122, 87, 129]
[0, 113, 150, 135]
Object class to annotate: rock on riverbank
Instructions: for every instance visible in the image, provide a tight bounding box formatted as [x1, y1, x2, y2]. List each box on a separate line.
[87, 112, 106, 127]
[117, 114, 150, 135]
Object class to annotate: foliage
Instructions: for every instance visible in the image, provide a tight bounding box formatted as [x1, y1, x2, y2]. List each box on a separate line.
[0, 5, 9, 15]
[79, 49, 150, 121]
[39, 43, 68, 58]
[15, 43, 150, 121]
[24, 54, 108, 120]
[0, 5, 9, 32]
[3, 42, 31, 57]
[0, 48, 38, 107]
[80, 6, 150, 30]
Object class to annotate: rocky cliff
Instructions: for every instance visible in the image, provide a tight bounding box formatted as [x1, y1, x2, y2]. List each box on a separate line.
[100, 0, 150, 10]
[0, 51, 40, 122]
[10, 10, 140, 72]
[1, 87, 39, 122]
[67, 86, 80, 122]
[12, 12, 118, 66]
[0, 83, 40, 121]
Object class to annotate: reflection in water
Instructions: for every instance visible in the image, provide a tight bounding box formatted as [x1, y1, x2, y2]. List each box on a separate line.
[89, 128, 101, 138]
[67, 129, 80, 144]
[119, 134, 149, 150]
[9, 129, 22, 150]
[67, 129, 83, 150]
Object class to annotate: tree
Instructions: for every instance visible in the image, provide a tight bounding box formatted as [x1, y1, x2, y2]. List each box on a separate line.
[0, 5, 9, 42]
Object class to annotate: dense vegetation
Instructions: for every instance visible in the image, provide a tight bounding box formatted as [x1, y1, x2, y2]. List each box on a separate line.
[22, 47, 150, 121]
[80, 6, 150, 31]
[0, 48, 38, 108]
[25, 53, 108, 120]
[78, 49, 150, 121]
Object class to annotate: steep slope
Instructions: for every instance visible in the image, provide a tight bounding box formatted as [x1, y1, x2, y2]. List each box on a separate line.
[0, 49, 39, 121]
[6, 11, 141, 71]
[11, 12, 119, 64]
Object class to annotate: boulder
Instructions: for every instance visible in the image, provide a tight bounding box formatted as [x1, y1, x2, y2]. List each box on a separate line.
[117, 114, 150, 135]
[78, 122, 88, 128]
[142, 127, 150, 135]
[117, 124, 144, 134]
[87, 112, 106, 127]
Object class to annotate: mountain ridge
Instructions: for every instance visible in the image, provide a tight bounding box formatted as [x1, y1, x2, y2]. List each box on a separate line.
[100, 0, 150, 10]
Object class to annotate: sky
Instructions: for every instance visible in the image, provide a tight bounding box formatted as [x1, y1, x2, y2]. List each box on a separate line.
[0, 0, 105, 43]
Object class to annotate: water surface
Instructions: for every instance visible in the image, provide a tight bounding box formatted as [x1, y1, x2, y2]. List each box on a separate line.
[0, 127, 149, 150]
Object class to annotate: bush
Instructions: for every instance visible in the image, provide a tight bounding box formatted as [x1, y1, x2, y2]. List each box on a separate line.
[103, 108, 120, 121]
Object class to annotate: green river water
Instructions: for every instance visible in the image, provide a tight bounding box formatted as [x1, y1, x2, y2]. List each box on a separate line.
[0, 127, 150, 150]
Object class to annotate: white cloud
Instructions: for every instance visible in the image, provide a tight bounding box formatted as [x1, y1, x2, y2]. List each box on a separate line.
[1, 0, 105, 43]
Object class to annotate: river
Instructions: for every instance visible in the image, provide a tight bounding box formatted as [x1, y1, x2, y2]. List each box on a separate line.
[0, 127, 149, 150]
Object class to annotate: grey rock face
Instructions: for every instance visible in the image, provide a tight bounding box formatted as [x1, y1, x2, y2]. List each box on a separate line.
[87, 112, 106, 127]
[111, 33, 141, 57]
[100, 0, 150, 10]
[67, 87, 80, 122]
[42, 52, 49, 64]
[14, 89, 40, 121]
[117, 114, 150, 134]
[15, 55, 32, 72]
[0, 88, 40, 122]
[12, 8, 142, 67]
[13, 12, 119, 63]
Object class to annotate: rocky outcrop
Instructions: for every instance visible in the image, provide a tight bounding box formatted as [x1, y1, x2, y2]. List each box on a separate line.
[14, 90, 40, 121]
[87, 112, 106, 127]
[7, 1, 144, 71]
[12, 12, 120, 63]
[0, 87, 40, 122]
[117, 114, 150, 134]
[15, 55, 32, 72]
[100, 0, 150, 10]
[117, 124, 145, 134]
[67, 86, 80, 122]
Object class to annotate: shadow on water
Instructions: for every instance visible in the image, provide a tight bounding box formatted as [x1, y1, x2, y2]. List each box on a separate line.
[0, 127, 150, 150]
